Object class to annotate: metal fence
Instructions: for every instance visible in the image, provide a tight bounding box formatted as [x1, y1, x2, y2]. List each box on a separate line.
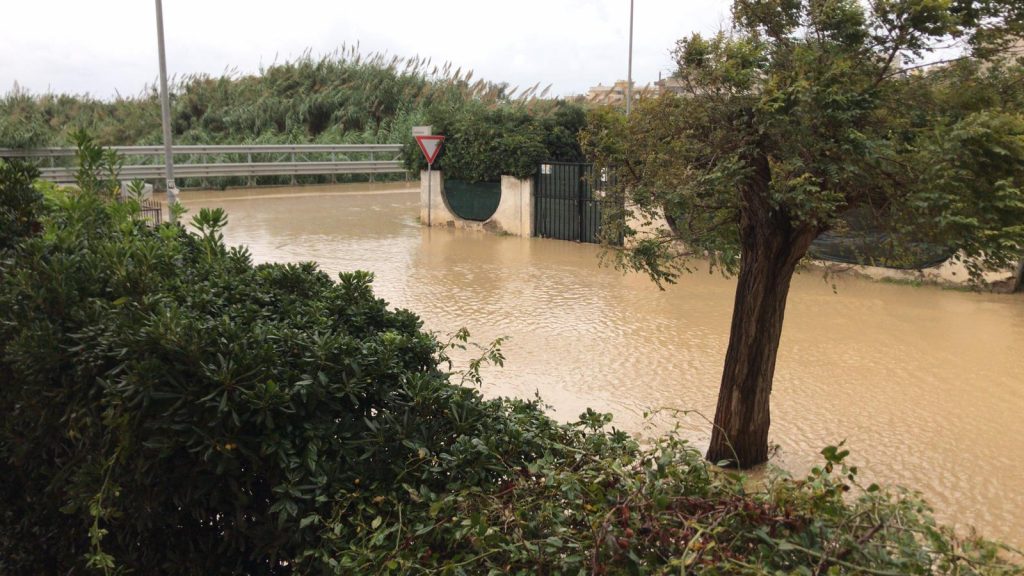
[534, 162, 619, 244]
[0, 144, 407, 185]
[135, 199, 164, 226]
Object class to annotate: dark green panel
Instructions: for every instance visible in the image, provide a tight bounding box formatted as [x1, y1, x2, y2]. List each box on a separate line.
[809, 207, 953, 269]
[809, 232, 953, 269]
[444, 179, 501, 222]
[534, 162, 620, 244]
[581, 200, 602, 244]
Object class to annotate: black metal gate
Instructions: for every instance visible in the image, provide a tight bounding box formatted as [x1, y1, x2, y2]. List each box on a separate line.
[534, 162, 614, 243]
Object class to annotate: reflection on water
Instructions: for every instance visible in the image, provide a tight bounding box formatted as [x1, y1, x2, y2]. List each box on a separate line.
[183, 185, 1024, 545]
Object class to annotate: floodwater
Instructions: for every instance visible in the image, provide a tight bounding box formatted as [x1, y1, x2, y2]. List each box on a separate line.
[182, 185, 1024, 547]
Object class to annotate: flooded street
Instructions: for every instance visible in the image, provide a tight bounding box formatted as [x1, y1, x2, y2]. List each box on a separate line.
[184, 185, 1024, 546]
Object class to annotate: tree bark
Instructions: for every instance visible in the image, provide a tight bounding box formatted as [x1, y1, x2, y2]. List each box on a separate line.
[705, 157, 818, 468]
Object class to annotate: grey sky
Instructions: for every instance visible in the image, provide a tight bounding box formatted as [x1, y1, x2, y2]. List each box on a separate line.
[1, 1, 733, 99]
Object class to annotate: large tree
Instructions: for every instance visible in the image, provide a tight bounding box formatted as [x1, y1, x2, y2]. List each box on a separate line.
[583, 0, 1024, 467]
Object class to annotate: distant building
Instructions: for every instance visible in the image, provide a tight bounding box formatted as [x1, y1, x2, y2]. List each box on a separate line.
[654, 77, 688, 95]
[585, 80, 659, 106]
[976, 36, 1023, 71]
[1008, 37, 1024, 56]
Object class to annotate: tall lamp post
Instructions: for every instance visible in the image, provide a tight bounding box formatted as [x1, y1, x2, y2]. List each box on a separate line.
[155, 0, 178, 219]
[626, 0, 634, 115]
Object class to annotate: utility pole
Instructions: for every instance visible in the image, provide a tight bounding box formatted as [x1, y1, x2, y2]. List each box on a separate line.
[155, 0, 179, 219]
[626, 0, 634, 115]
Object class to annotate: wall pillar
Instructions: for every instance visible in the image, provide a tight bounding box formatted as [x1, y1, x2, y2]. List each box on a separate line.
[420, 171, 535, 237]
[420, 170, 456, 227]
[496, 175, 534, 237]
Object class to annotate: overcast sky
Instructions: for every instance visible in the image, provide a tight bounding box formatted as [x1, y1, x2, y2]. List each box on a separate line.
[1, 0, 734, 99]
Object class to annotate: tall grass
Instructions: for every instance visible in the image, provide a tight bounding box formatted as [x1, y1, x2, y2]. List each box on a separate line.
[0, 45, 546, 150]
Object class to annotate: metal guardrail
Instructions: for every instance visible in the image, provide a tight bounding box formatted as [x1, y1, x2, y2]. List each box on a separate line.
[0, 144, 407, 184]
[0, 144, 404, 157]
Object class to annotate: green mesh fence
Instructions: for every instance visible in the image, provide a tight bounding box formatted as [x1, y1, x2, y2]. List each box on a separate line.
[444, 179, 501, 222]
[809, 209, 954, 269]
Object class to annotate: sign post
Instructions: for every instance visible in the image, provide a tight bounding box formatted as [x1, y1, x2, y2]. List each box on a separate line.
[415, 135, 445, 226]
[154, 0, 179, 220]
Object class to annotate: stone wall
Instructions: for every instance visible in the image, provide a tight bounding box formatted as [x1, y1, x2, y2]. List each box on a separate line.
[420, 170, 534, 237]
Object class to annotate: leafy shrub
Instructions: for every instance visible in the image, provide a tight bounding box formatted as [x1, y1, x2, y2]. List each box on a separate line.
[404, 100, 587, 181]
[0, 158, 43, 252]
[0, 188, 493, 571]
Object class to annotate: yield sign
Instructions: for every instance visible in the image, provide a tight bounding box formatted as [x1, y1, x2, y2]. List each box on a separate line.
[415, 135, 445, 165]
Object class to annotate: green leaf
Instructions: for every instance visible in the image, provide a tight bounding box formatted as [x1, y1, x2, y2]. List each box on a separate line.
[299, 514, 318, 529]
[776, 540, 796, 551]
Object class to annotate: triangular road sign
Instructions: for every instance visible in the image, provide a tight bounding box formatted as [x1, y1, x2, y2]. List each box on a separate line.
[415, 135, 445, 165]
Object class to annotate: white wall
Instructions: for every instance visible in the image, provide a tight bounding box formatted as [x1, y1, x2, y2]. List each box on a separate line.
[419, 171, 534, 237]
[419, 169, 457, 226]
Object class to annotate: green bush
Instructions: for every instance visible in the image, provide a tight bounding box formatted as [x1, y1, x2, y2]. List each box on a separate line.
[1, 162, 1020, 574]
[0, 159, 43, 252]
[0, 49, 516, 150]
[0, 188, 498, 572]
[404, 100, 587, 182]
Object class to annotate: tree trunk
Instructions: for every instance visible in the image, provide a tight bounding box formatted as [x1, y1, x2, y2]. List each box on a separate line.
[705, 159, 818, 468]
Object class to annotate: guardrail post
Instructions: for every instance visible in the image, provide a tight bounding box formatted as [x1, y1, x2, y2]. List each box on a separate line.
[201, 153, 208, 189]
[331, 152, 337, 184]
[369, 151, 375, 183]
[248, 152, 254, 187]
[290, 152, 296, 186]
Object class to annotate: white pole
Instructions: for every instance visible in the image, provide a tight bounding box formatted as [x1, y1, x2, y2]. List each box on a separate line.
[155, 0, 178, 219]
[427, 164, 432, 226]
[626, 0, 634, 116]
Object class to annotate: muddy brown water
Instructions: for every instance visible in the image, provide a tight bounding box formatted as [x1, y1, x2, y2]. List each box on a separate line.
[182, 185, 1024, 546]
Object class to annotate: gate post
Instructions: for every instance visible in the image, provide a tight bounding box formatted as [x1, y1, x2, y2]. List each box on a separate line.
[532, 170, 539, 238]
[577, 164, 585, 242]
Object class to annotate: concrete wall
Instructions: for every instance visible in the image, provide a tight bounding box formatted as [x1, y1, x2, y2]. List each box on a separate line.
[419, 169, 457, 226]
[814, 255, 1023, 292]
[624, 203, 671, 249]
[419, 170, 534, 237]
[495, 175, 533, 237]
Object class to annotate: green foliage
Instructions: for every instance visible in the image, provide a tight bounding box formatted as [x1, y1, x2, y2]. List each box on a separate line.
[71, 128, 122, 199]
[404, 100, 586, 182]
[0, 84, 52, 148]
[0, 47, 512, 150]
[0, 158, 43, 252]
[583, 1, 1024, 285]
[0, 181, 449, 572]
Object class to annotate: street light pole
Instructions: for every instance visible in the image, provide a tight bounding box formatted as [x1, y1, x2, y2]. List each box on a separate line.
[626, 0, 634, 115]
[155, 0, 178, 219]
